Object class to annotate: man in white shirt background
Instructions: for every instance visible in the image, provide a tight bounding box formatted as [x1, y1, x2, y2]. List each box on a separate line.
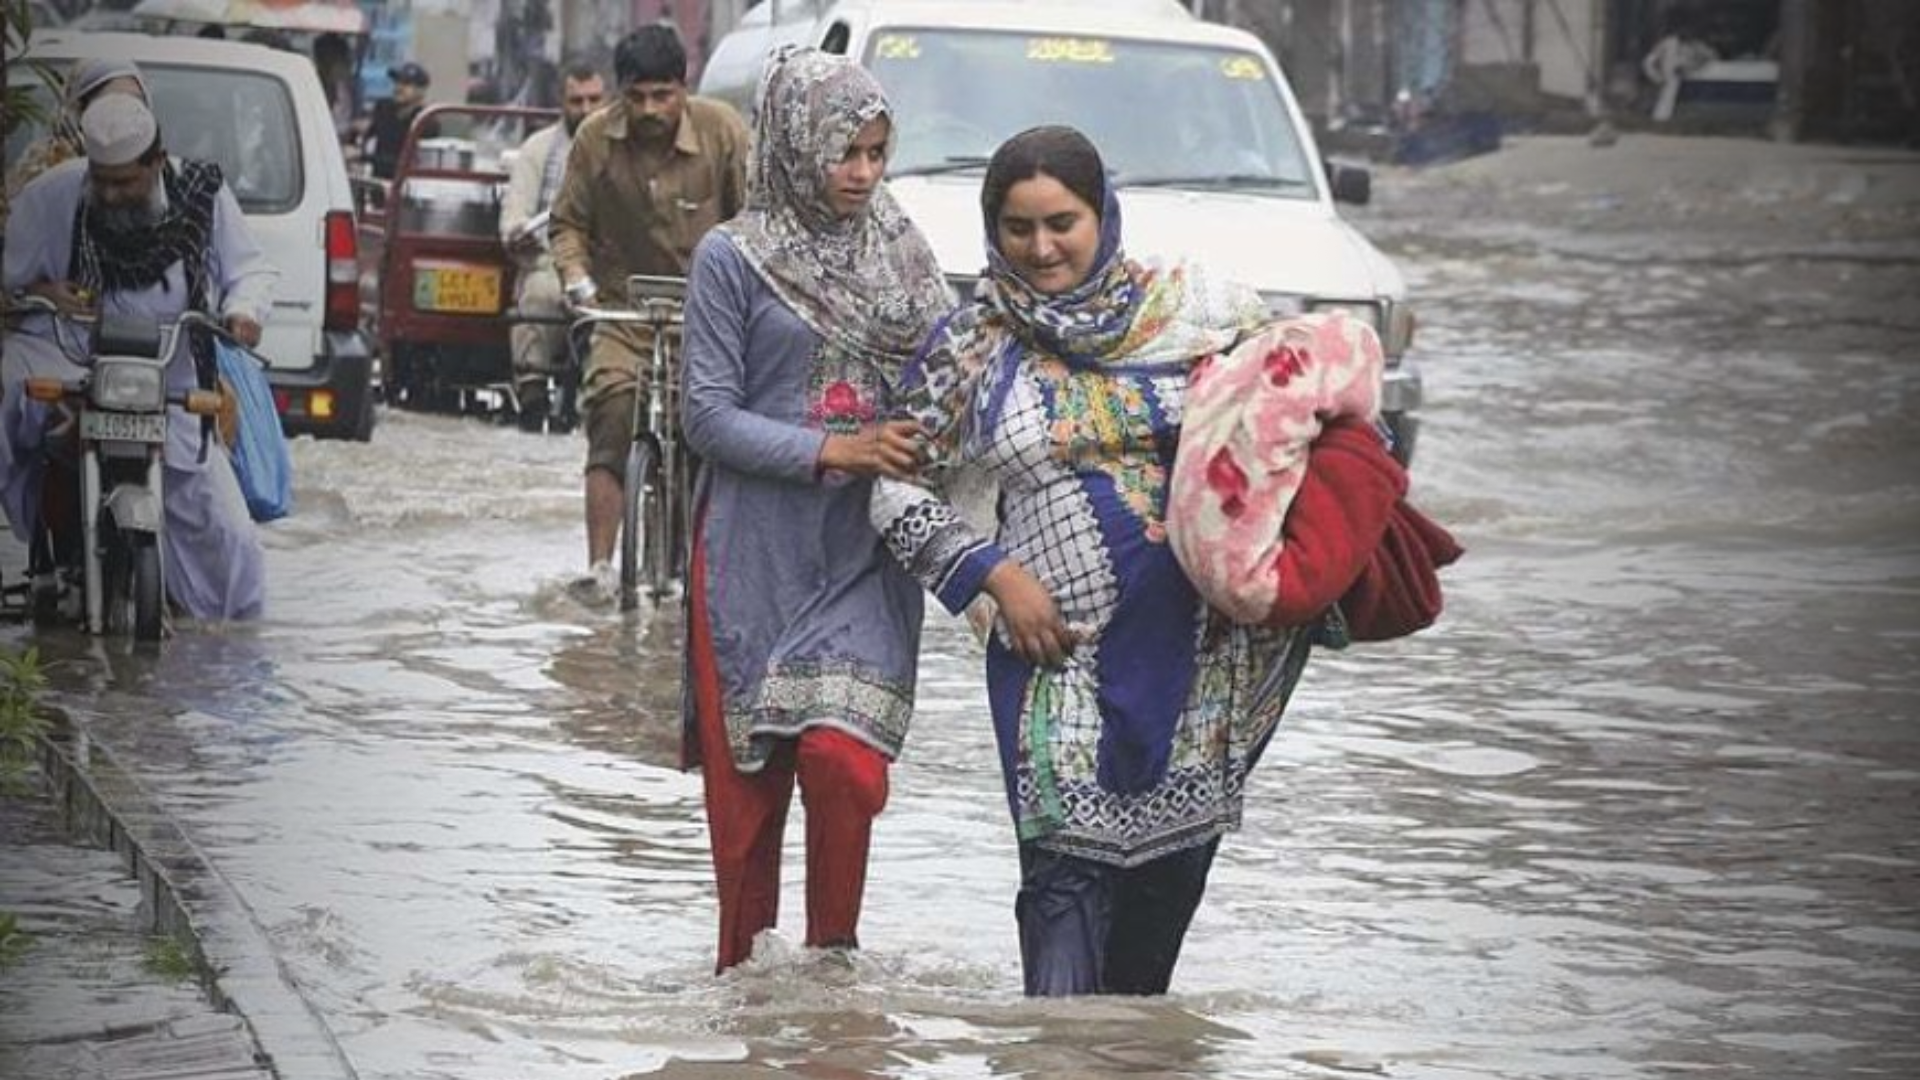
[499, 64, 607, 432]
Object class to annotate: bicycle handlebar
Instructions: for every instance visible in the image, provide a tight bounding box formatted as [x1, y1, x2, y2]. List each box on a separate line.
[567, 299, 682, 325]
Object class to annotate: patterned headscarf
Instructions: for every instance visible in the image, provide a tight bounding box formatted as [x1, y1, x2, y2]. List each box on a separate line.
[910, 126, 1263, 449]
[41, 57, 151, 156]
[719, 46, 952, 374]
[65, 57, 151, 115]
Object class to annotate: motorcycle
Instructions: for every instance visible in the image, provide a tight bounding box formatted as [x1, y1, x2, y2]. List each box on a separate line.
[7, 296, 228, 643]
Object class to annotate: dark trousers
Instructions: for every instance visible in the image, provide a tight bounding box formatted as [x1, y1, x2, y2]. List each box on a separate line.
[1015, 838, 1220, 996]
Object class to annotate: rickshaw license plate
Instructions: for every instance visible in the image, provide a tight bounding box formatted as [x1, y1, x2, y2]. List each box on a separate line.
[414, 264, 503, 314]
[81, 411, 167, 444]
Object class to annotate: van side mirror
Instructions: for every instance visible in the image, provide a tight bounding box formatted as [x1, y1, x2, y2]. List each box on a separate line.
[1326, 161, 1371, 206]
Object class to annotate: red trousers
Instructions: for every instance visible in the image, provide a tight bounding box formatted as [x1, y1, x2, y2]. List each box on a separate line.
[688, 533, 890, 973]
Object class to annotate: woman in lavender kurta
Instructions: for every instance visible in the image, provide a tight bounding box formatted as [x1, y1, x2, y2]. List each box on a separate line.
[2, 94, 274, 622]
[677, 46, 952, 973]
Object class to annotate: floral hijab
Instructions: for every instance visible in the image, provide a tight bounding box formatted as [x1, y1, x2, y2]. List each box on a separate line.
[719, 46, 952, 374]
[984, 182, 1256, 368]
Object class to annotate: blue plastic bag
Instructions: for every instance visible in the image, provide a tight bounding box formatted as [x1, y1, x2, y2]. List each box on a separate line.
[214, 341, 293, 522]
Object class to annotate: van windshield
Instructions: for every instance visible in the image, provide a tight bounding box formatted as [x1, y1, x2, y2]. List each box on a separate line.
[4, 64, 300, 214]
[870, 29, 1317, 196]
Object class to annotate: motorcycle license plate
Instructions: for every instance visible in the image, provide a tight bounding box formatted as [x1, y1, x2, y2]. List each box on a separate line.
[81, 410, 167, 444]
[413, 263, 502, 315]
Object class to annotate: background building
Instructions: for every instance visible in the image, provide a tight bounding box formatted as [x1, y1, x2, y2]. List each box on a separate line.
[30, 0, 1917, 143]
[1182, 0, 1914, 145]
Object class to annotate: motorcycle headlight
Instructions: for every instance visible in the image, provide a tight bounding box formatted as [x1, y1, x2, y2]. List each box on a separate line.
[91, 360, 165, 412]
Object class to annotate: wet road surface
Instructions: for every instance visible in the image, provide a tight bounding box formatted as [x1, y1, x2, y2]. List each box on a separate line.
[5, 135, 1918, 1079]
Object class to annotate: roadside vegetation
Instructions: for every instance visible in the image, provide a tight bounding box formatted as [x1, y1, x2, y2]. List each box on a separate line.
[0, 645, 49, 794]
[3, 0, 58, 274]
[142, 935, 199, 980]
[0, 911, 27, 968]
[0, 645, 50, 969]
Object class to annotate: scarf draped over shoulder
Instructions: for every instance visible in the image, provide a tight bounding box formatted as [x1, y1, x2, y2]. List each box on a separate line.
[70, 158, 222, 302]
[718, 46, 952, 375]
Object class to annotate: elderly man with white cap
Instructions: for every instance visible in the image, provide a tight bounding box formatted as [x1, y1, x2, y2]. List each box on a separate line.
[2, 91, 277, 623]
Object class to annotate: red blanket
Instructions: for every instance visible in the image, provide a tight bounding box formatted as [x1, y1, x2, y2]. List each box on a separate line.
[1267, 418, 1463, 640]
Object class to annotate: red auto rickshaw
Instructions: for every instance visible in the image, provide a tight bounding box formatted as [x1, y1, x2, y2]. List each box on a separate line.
[352, 103, 572, 425]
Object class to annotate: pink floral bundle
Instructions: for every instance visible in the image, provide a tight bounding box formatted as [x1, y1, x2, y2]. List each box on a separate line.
[1168, 310, 1417, 628]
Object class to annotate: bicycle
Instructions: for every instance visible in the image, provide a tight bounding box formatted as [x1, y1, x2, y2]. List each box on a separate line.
[566, 274, 691, 612]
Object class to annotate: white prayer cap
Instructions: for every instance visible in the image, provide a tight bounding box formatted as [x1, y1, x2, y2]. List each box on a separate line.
[80, 94, 158, 168]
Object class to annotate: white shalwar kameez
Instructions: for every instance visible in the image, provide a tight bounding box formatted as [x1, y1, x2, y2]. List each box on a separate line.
[2, 157, 277, 620]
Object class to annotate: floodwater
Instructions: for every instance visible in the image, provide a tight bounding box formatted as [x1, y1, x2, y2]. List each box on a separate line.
[10, 198, 1920, 1079]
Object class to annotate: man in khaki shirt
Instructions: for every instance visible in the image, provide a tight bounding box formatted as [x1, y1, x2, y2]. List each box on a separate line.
[549, 25, 749, 599]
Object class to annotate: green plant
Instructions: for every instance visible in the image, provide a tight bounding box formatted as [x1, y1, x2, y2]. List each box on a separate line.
[0, 911, 29, 968]
[0, 646, 51, 795]
[3, 0, 61, 296]
[143, 934, 199, 980]
[0, 2, 55, 140]
[0, 644, 50, 971]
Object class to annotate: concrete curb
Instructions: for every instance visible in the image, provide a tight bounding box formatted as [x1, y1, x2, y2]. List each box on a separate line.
[37, 712, 360, 1080]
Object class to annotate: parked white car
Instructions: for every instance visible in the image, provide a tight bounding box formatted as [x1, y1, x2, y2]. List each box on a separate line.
[6, 31, 376, 440]
[701, 0, 1423, 460]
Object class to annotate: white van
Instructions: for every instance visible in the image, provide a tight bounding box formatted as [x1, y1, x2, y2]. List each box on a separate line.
[701, 0, 1423, 460]
[8, 32, 377, 441]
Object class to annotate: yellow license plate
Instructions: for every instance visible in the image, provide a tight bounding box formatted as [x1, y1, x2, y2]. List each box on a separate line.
[413, 264, 502, 314]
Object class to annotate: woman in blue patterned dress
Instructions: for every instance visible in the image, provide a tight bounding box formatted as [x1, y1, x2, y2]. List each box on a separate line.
[678, 46, 953, 973]
[873, 125, 1311, 995]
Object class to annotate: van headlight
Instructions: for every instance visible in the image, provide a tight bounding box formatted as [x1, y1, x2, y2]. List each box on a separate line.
[1370, 301, 1416, 356]
[91, 360, 165, 412]
[1259, 291, 1308, 320]
[1260, 294, 1417, 356]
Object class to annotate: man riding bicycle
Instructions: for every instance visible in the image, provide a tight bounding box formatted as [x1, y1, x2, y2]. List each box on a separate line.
[548, 25, 749, 602]
[1, 91, 277, 621]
